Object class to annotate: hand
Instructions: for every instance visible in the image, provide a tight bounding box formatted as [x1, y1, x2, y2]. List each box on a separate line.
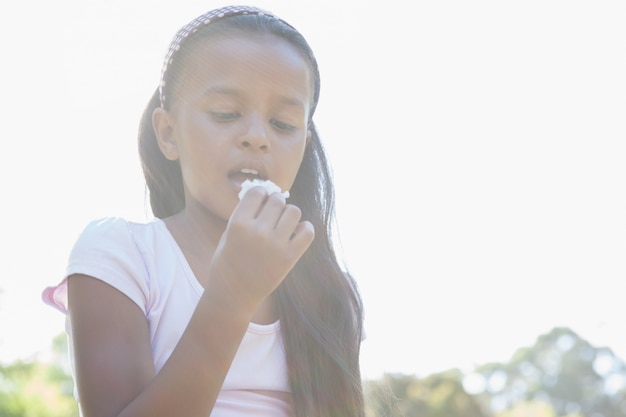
[208, 186, 315, 313]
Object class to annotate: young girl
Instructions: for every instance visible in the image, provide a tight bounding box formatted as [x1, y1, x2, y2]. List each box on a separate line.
[42, 5, 364, 417]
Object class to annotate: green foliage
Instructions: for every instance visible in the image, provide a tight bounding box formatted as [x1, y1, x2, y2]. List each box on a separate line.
[495, 401, 558, 417]
[364, 370, 489, 417]
[0, 334, 78, 417]
[470, 327, 626, 417]
[364, 327, 626, 417]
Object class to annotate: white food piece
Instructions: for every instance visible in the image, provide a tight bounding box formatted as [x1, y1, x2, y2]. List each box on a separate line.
[238, 178, 290, 200]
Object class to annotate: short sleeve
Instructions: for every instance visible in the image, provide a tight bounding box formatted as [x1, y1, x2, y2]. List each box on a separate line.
[42, 217, 149, 315]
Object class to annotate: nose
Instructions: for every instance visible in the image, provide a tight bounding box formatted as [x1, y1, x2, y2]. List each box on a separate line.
[238, 114, 270, 152]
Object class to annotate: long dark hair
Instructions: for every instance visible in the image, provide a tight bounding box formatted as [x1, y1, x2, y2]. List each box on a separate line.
[138, 14, 365, 417]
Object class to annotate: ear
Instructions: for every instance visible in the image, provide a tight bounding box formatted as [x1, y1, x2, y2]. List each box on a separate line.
[306, 129, 312, 146]
[152, 107, 179, 161]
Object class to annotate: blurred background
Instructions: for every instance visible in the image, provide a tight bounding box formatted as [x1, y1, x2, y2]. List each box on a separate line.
[1, 1, 624, 415]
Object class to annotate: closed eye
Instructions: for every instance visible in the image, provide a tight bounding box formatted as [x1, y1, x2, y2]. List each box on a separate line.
[210, 112, 240, 121]
[271, 119, 296, 132]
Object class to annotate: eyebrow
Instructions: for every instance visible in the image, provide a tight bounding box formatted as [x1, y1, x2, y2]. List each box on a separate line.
[202, 86, 241, 97]
[202, 86, 306, 111]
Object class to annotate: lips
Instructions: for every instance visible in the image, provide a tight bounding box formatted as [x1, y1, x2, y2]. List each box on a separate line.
[228, 165, 268, 188]
[239, 168, 264, 180]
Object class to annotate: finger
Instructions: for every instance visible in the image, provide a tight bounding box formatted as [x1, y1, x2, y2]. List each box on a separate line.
[255, 192, 288, 226]
[288, 220, 315, 256]
[274, 204, 303, 239]
[233, 186, 269, 219]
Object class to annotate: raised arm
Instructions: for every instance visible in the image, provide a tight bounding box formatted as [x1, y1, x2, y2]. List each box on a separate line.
[68, 272, 252, 417]
[68, 190, 314, 417]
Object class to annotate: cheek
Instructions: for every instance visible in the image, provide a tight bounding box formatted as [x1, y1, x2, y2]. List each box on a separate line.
[283, 142, 308, 185]
[175, 116, 223, 156]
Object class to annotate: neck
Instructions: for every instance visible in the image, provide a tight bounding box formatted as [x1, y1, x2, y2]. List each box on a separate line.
[178, 204, 227, 241]
[165, 204, 227, 260]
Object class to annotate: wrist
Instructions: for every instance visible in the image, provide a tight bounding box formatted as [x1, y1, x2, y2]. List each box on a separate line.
[204, 263, 260, 322]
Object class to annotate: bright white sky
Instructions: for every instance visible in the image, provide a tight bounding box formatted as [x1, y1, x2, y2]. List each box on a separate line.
[1, 0, 625, 380]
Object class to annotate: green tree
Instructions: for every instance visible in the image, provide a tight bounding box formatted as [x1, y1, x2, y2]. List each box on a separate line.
[365, 370, 490, 417]
[496, 401, 558, 417]
[468, 327, 626, 416]
[0, 334, 78, 417]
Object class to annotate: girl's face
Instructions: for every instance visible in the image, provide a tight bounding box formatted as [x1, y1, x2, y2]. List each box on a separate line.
[155, 33, 313, 221]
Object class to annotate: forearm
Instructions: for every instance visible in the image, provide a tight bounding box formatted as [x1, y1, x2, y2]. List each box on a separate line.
[116, 289, 253, 417]
[70, 272, 256, 417]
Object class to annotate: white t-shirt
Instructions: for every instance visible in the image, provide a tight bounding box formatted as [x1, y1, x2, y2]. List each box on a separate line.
[43, 217, 292, 417]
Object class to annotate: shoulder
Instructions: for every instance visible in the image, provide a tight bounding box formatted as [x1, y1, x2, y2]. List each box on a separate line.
[64, 217, 166, 315]
[78, 216, 149, 239]
[45, 217, 164, 315]
[67, 216, 168, 286]
[72, 216, 162, 253]
[68, 216, 171, 281]
[73, 216, 132, 244]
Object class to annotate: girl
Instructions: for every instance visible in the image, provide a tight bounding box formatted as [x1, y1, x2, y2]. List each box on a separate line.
[42, 5, 365, 417]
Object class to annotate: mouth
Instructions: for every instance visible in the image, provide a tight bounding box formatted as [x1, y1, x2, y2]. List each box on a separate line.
[229, 168, 267, 187]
